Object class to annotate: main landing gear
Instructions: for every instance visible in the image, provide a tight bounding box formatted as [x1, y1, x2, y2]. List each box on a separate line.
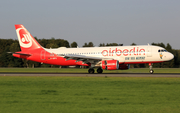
[149, 63, 154, 74]
[88, 68, 94, 74]
[88, 67, 103, 74]
[97, 67, 103, 74]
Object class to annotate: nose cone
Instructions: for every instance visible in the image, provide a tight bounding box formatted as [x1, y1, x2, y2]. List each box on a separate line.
[168, 53, 174, 60]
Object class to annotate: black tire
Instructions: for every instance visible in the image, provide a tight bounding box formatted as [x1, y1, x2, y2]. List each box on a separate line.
[149, 70, 154, 74]
[88, 68, 95, 74]
[97, 68, 103, 74]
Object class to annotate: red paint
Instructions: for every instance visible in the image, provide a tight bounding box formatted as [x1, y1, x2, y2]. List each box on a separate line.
[123, 49, 128, 56]
[14, 25, 90, 67]
[102, 47, 145, 56]
[13, 49, 89, 66]
[15, 25, 42, 51]
[101, 60, 119, 70]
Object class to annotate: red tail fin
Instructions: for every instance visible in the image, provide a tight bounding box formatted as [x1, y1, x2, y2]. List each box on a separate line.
[15, 24, 42, 51]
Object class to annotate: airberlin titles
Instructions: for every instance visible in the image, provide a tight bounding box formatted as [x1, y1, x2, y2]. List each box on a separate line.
[102, 47, 146, 56]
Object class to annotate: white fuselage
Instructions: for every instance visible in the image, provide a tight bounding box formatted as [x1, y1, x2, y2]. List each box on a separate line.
[45, 45, 174, 64]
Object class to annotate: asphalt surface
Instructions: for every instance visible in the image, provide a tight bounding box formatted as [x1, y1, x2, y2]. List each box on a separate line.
[0, 73, 180, 77]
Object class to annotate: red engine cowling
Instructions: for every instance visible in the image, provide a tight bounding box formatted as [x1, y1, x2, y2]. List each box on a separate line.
[119, 64, 130, 70]
[101, 60, 119, 70]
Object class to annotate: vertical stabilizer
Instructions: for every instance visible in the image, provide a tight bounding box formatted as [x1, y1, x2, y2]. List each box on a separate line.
[15, 24, 42, 51]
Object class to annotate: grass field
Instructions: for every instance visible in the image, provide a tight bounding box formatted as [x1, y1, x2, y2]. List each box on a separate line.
[0, 68, 180, 73]
[0, 77, 180, 113]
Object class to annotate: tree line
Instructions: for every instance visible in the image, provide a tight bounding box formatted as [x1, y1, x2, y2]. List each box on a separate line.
[0, 38, 179, 68]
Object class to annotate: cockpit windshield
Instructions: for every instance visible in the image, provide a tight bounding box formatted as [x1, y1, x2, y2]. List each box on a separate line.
[158, 49, 167, 52]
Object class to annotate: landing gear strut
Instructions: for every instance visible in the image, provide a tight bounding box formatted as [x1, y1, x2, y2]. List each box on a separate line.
[88, 68, 95, 74]
[97, 67, 103, 74]
[149, 63, 154, 74]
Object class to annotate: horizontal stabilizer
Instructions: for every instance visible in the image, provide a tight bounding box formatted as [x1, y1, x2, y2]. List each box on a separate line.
[13, 52, 31, 56]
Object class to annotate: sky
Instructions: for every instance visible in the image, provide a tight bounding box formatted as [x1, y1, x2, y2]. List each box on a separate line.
[0, 0, 180, 49]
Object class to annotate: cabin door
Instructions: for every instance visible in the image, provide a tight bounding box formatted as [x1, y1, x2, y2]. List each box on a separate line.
[147, 47, 152, 57]
[41, 50, 46, 60]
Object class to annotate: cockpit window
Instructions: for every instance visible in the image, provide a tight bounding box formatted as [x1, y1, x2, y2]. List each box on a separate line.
[158, 49, 167, 52]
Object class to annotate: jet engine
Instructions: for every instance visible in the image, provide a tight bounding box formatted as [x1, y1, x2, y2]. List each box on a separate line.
[101, 60, 119, 70]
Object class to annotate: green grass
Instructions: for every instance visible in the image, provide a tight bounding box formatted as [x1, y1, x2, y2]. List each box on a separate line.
[0, 77, 180, 113]
[0, 68, 180, 73]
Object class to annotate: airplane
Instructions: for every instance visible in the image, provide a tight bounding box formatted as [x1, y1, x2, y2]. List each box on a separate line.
[12, 24, 174, 74]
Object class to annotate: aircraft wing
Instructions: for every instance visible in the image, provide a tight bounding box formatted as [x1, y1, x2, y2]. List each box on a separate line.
[58, 54, 113, 63]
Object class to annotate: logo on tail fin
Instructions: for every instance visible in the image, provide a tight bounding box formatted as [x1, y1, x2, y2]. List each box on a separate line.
[16, 26, 32, 48]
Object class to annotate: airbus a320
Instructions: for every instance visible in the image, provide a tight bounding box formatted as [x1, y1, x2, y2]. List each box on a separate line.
[12, 24, 174, 74]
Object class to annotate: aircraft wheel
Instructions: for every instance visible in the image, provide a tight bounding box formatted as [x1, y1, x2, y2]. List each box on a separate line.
[97, 68, 103, 74]
[149, 63, 154, 74]
[149, 70, 154, 74]
[88, 68, 95, 74]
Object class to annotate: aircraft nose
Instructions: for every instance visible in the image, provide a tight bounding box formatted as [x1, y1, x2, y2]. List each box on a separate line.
[168, 53, 174, 60]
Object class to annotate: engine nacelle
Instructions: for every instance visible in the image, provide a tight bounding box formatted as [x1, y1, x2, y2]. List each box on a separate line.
[101, 60, 119, 70]
[119, 64, 130, 70]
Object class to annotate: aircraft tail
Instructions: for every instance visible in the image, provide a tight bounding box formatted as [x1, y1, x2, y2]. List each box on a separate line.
[15, 24, 43, 51]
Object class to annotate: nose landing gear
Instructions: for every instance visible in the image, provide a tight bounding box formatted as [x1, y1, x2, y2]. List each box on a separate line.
[149, 63, 154, 74]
